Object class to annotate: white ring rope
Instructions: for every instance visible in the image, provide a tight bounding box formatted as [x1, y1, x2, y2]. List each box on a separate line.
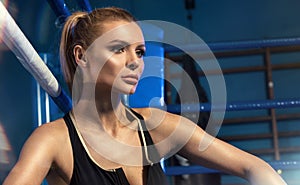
[0, 1, 61, 97]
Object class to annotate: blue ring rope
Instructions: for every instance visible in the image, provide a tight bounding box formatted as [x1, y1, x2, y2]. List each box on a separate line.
[164, 161, 300, 175]
[164, 37, 300, 53]
[51, 89, 72, 113]
[166, 98, 300, 113]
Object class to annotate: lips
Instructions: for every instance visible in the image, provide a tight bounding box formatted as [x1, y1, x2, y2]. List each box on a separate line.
[121, 74, 139, 85]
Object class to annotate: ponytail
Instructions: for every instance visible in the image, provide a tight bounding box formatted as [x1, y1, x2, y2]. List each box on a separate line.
[60, 11, 88, 94]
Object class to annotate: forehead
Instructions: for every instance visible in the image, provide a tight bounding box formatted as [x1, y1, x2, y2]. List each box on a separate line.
[94, 21, 145, 46]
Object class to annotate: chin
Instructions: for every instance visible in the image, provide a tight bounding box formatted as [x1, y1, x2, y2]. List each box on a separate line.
[115, 86, 137, 95]
[124, 84, 138, 94]
[128, 88, 137, 94]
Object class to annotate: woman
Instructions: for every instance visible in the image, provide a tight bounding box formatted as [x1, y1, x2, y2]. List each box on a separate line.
[3, 7, 287, 185]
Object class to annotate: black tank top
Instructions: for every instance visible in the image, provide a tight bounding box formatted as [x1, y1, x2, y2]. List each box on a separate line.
[63, 109, 168, 185]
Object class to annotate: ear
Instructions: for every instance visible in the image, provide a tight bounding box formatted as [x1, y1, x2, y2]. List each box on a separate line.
[73, 45, 87, 67]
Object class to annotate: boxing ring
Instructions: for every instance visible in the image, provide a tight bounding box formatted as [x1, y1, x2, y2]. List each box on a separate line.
[1, 0, 300, 184]
[163, 35, 300, 181]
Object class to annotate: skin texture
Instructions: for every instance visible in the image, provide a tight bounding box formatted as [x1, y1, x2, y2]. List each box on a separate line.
[3, 20, 287, 185]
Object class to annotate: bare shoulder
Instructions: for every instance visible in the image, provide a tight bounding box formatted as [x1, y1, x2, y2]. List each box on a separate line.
[20, 117, 70, 158]
[32, 118, 68, 143]
[22, 117, 71, 172]
[131, 107, 181, 122]
[132, 107, 198, 157]
[131, 107, 190, 138]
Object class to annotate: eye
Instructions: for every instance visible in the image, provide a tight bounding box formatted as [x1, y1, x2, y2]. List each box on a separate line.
[136, 49, 145, 58]
[110, 45, 126, 54]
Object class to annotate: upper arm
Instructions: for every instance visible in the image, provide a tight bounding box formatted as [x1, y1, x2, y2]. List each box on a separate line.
[3, 123, 60, 185]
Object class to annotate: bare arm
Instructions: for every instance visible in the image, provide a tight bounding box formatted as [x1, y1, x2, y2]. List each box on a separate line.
[145, 108, 287, 185]
[3, 123, 60, 185]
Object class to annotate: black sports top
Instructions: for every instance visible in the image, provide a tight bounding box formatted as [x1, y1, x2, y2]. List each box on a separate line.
[63, 109, 168, 185]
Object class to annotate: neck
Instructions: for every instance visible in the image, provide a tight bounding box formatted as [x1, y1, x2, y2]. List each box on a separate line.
[73, 84, 130, 131]
[96, 92, 123, 120]
[96, 92, 132, 134]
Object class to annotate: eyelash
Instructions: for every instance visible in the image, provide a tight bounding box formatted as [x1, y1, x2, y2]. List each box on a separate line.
[136, 49, 146, 58]
[111, 46, 146, 58]
[111, 46, 125, 54]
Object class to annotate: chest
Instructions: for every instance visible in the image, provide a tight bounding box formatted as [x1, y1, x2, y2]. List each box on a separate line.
[49, 141, 149, 185]
[88, 142, 148, 185]
[55, 113, 167, 185]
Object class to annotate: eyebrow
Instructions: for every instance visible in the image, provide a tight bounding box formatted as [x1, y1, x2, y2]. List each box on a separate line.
[109, 39, 129, 45]
[108, 39, 145, 48]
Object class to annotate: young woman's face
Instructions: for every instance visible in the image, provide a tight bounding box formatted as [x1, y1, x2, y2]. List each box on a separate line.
[84, 21, 145, 95]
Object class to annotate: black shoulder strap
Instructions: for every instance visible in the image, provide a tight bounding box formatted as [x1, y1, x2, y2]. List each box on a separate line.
[127, 108, 155, 146]
[127, 108, 162, 164]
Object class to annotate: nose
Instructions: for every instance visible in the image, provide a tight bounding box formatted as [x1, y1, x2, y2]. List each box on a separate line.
[126, 50, 141, 71]
[127, 61, 139, 70]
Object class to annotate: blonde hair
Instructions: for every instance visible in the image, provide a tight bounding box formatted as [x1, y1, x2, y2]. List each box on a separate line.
[59, 7, 136, 94]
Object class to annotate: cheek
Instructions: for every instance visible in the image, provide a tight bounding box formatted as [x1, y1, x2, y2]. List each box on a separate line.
[106, 59, 125, 74]
[140, 62, 145, 72]
[98, 59, 125, 80]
